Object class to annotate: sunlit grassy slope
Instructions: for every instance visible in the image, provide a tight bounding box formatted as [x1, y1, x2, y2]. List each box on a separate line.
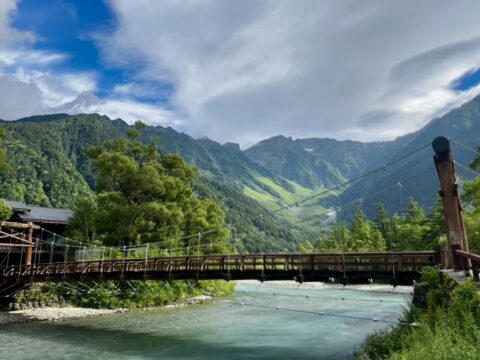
[242, 174, 329, 225]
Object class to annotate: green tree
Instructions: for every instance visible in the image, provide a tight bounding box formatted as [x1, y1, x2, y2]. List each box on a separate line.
[298, 240, 314, 253]
[375, 203, 389, 241]
[0, 128, 11, 220]
[401, 197, 432, 250]
[68, 196, 98, 243]
[70, 122, 229, 253]
[348, 207, 385, 251]
[463, 158, 480, 253]
[0, 128, 8, 173]
[315, 223, 350, 252]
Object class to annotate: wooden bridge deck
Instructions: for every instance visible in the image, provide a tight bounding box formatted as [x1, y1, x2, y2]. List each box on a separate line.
[0, 251, 437, 285]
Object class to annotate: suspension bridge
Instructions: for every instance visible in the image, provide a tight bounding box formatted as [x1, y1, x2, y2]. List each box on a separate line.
[1, 136, 479, 299]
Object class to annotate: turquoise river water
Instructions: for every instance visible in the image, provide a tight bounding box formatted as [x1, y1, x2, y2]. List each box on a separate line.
[0, 284, 411, 360]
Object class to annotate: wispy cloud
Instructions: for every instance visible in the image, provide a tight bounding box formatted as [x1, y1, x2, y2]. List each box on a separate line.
[54, 92, 184, 127]
[0, 0, 183, 128]
[97, 0, 480, 144]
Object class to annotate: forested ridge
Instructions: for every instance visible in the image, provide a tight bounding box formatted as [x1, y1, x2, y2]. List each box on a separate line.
[0, 114, 312, 252]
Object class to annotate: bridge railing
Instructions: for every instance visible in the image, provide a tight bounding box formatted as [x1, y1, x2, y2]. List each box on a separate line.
[455, 250, 480, 282]
[0, 251, 437, 281]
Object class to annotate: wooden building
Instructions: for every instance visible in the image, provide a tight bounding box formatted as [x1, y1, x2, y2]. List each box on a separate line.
[0, 200, 73, 265]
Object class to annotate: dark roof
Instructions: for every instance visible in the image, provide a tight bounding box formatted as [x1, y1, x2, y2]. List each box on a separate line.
[5, 200, 73, 225]
[4, 200, 29, 211]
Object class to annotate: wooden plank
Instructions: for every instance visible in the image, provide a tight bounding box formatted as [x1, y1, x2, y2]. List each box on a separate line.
[0, 242, 33, 247]
[0, 230, 33, 244]
[1, 222, 41, 230]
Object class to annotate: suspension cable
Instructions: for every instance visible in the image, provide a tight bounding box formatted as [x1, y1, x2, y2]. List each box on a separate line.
[228, 301, 418, 326]
[239, 289, 410, 303]
[274, 142, 432, 213]
[455, 160, 480, 176]
[450, 138, 480, 156]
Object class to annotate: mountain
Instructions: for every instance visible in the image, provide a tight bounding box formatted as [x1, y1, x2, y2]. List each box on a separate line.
[339, 96, 480, 217]
[244, 135, 411, 188]
[0, 114, 315, 252]
[245, 95, 480, 217]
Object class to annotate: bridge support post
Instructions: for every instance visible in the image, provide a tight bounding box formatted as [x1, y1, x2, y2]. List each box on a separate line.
[432, 137, 469, 270]
[434, 245, 447, 269]
[24, 222, 34, 266]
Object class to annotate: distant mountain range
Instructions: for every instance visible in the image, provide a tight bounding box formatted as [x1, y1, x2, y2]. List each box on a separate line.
[245, 95, 480, 216]
[1, 94, 479, 249]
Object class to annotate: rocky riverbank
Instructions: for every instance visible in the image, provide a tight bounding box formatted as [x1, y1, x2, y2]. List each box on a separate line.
[0, 306, 124, 325]
[0, 295, 213, 325]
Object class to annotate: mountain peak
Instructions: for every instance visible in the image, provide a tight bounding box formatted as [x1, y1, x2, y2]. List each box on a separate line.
[223, 142, 241, 152]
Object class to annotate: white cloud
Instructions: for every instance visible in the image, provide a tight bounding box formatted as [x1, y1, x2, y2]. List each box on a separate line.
[0, 0, 182, 128]
[1, 0, 480, 144]
[11, 68, 97, 107]
[0, 66, 98, 119]
[0, 48, 67, 67]
[99, 0, 480, 145]
[0, 74, 44, 119]
[112, 82, 159, 98]
[54, 92, 184, 127]
[0, 0, 33, 47]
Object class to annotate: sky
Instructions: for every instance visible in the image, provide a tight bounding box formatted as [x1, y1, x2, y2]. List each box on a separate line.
[1, 0, 480, 147]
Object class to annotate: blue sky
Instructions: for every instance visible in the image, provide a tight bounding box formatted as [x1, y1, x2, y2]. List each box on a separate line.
[1, 1, 480, 145]
[11, 0, 171, 104]
[452, 68, 480, 91]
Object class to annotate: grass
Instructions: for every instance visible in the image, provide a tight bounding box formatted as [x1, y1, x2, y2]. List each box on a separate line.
[13, 280, 236, 310]
[356, 268, 480, 360]
[242, 176, 330, 229]
[243, 186, 277, 203]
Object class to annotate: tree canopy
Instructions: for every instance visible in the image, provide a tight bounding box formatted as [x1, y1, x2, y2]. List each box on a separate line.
[69, 122, 229, 253]
[310, 198, 444, 253]
[0, 128, 12, 220]
[462, 148, 480, 253]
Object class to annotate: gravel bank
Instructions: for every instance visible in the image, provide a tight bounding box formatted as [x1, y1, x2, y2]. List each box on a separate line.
[0, 307, 124, 325]
[0, 295, 213, 325]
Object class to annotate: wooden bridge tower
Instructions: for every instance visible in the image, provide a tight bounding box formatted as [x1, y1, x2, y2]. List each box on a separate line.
[432, 136, 469, 269]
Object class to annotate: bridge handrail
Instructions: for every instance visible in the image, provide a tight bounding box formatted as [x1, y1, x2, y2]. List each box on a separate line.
[455, 250, 480, 281]
[455, 250, 480, 262]
[0, 251, 436, 268]
[0, 251, 438, 282]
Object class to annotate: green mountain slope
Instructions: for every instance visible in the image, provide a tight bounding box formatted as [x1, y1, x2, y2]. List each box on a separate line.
[0, 114, 121, 207]
[244, 95, 480, 217]
[0, 114, 314, 251]
[244, 134, 412, 189]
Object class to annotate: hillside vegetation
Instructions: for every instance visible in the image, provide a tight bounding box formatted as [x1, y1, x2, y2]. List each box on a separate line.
[0, 114, 313, 252]
[356, 268, 480, 360]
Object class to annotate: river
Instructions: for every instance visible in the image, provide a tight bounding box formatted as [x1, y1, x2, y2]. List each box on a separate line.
[0, 283, 411, 360]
